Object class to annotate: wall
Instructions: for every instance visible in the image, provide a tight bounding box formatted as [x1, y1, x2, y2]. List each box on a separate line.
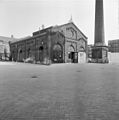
[65, 39, 77, 62]
[52, 23, 87, 63]
[50, 32, 65, 63]
[10, 23, 88, 64]
[108, 52, 119, 63]
[10, 33, 49, 63]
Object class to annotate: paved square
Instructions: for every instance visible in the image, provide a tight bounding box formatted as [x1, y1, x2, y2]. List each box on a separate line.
[0, 62, 119, 120]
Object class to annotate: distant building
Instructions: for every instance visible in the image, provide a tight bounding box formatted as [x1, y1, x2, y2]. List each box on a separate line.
[10, 22, 88, 64]
[108, 39, 119, 63]
[0, 36, 17, 60]
[108, 39, 119, 52]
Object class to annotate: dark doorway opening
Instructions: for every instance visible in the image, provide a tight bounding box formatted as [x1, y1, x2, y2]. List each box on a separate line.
[19, 50, 23, 62]
[68, 52, 78, 63]
[27, 48, 31, 58]
[39, 46, 44, 62]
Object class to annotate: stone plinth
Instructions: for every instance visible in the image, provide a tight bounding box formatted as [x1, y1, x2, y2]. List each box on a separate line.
[92, 46, 108, 63]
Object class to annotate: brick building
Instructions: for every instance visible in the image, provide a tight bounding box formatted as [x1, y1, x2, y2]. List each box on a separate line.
[10, 22, 88, 64]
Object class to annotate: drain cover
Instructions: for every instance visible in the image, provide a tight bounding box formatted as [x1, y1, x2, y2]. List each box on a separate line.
[31, 75, 38, 78]
[77, 70, 82, 72]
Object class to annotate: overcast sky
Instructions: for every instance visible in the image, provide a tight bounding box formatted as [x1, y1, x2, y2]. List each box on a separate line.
[0, 0, 118, 44]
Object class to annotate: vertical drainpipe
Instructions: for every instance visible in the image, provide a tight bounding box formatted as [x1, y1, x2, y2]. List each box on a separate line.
[64, 36, 65, 63]
[9, 41, 11, 61]
[17, 49, 19, 62]
[86, 40, 88, 63]
[17, 43, 19, 62]
[48, 31, 51, 65]
[15, 44, 17, 61]
[35, 38, 36, 63]
[76, 41, 78, 63]
[24, 40, 26, 60]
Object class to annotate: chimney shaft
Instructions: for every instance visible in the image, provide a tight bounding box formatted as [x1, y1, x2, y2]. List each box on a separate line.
[94, 0, 105, 46]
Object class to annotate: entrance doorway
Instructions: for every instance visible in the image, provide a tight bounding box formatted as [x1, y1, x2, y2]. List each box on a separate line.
[68, 45, 78, 63]
[68, 52, 78, 63]
[39, 46, 44, 62]
[19, 49, 23, 62]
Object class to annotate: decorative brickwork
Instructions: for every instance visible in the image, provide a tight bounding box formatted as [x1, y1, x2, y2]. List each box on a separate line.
[10, 22, 87, 64]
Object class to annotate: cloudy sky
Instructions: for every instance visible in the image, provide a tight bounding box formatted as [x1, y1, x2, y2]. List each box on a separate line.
[0, 0, 118, 44]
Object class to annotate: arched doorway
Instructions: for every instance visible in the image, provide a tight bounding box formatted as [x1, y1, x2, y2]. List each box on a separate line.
[12, 51, 16, 61]
[39, 46, 44, 62]
[68, 45, 78, 63]
[27, 48, 31, 58]
[19, 49, 23, 61]
[52, 44, 63, 63]
[68, 45, 75, 52]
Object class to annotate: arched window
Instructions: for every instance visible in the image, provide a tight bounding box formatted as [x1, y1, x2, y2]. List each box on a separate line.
[12, 51, 15, 61]
[27, 48, 31, 58]
[38, 46, 44, 61]
[39, 46, 44, 51]
[19, 49, 22, 53]
[68, 45, 75, 60]
[19, 49, 23, 61]
[52, 44, 63, 63]
[53, 44, 62, 51]
[68, 45, 75, 52]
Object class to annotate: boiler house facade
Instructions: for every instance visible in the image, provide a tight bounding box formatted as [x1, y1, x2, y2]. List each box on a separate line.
[10, 22, 88, 64]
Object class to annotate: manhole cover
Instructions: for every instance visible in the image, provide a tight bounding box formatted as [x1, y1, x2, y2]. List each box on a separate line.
[77, 70, 82, 72]
[31, 75, 38, 78]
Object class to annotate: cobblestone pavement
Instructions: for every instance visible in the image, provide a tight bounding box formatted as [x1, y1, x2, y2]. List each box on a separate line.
[0, 62, 119, 120]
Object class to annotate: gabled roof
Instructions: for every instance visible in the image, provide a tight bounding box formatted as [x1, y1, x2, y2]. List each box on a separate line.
[33, 26, 53, 36]
[10, 36, 31, 43]
[3, 22, 87, 44]
[53, 22, 88, 39]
